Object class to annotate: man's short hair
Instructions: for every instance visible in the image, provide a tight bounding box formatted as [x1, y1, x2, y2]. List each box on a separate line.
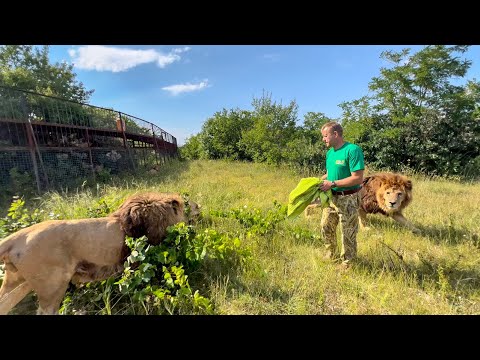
[321, 121, 343, 137]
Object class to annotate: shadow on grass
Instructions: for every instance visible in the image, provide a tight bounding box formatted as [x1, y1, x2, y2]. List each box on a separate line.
[361, 214, 413, 231]
[110, 158, 192, 189]
[191, 264, 293, 313]
[355, 250, 480, 299]
[0, 159, 194, 217]
[360, 214, 479, 247]
[416, 224, 479, 246]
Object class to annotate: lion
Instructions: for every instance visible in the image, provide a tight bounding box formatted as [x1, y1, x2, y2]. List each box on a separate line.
[304, 198, 323, 218]
[359, 172, 420, 233]
[304, 173, 419, 233]
[0, 192, 200, 315]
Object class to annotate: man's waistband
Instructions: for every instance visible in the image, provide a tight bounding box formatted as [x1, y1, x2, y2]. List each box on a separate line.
[332, 187, 361, 196]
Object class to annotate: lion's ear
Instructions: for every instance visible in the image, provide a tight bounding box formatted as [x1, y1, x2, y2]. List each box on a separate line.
[112, 200, 148, 239]
[405, 180, 413, 191]
[123, 206, 146, 238]
[171, 199, 180, 215]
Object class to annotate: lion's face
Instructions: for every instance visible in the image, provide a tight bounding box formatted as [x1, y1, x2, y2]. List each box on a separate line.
[186, 201, 201, 224]
[380, 185, 407, 212]
[362, 173, 413, 217]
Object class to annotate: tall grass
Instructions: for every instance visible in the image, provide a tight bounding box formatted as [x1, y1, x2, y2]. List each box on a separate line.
[3, 159, 480, 314]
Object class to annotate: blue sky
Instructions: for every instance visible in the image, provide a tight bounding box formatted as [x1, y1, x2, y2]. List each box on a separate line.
[47, 45, 480, 145]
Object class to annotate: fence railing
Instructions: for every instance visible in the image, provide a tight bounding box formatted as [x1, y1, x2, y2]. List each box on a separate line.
[0, 85, 179, 196]
[0, 85, 177, 146]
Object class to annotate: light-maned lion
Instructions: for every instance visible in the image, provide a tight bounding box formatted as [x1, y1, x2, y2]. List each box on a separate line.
[0, 192, 200, 315]
[304, 198, 322, 218]
[359, 172, 420, 233]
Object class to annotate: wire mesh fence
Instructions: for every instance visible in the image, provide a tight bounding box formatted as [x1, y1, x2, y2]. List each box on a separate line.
[0, 85, 179, 199]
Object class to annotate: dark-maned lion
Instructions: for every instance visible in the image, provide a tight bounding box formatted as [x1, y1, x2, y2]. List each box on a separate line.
[359, 172, 420, 233]
[0, 192, 200, 315]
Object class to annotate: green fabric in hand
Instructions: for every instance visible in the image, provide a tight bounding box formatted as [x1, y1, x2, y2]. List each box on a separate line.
[287, 177, 332, 219]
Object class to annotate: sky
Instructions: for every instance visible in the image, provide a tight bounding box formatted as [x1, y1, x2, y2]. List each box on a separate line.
[47, 45, 480, 145]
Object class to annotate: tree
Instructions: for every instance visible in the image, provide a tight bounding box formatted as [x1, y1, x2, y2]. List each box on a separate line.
[0, 45, 93, 102]
[0, 45, 96, 127]
[341, 45, 480, 177]
[284, 111, 333, 169]
[200, 108, 253, 160]
[180, 134, 205, 160]
[239, 91, 300, 164]
[302, 112, 332, 141]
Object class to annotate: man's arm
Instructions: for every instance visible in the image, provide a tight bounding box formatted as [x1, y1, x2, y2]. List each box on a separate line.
[320, 173, 328, 180]
[331, 169, 364, 188]
[320, 170, 364, 191]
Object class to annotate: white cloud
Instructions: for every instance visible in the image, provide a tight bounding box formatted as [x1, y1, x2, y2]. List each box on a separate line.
[172, 46, 191, 54]
[162, 80, 210, 96]
[156, 47, 192, 68]
[68, 45, 190, 72]
[262, 53, 280, 62]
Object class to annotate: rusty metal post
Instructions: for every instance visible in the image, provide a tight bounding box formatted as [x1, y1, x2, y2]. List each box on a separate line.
[26, 119, 49, 189]
[20, 95, 49, 192]
[161, 131, 169, 163]
[151, 123, 160, 165]
[25, 123, 41, 194]
[117, 112, 127, 148]
[118, 113, 136, 171]
[86, 128, 96, 183]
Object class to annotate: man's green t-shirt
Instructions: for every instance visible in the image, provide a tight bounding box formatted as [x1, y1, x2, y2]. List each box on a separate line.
[326, 142, 364, 191]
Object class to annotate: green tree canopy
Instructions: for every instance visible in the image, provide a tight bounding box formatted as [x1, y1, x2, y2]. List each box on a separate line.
[239, 91, 299, 164]
[200, 108, 254, 160]
[179, 133, 205, 160]
[0, 45, 93, 102]
[341, 45, 480, 177]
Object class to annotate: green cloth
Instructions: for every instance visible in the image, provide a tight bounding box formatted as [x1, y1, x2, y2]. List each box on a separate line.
[287, 177, 332, 219]
[326, 141, 364, 191]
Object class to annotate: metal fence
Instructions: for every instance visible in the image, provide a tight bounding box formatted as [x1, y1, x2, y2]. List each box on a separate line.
[0, 86, 178, 196]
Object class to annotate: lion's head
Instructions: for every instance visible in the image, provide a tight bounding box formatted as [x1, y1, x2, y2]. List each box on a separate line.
[111, 192, 201, 245]
[374, 174, 413, 214]
[182, 194, 202, 224]
[186, 200, 201, 223]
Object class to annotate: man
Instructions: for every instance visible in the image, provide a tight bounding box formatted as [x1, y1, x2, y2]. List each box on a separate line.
[318, 121, 364, 268]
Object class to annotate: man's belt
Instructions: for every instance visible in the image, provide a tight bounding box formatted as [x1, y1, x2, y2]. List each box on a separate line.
[332, 187, 361, 196]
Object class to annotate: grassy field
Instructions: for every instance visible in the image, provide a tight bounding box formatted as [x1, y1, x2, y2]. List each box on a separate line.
[2, 159, 480, 314]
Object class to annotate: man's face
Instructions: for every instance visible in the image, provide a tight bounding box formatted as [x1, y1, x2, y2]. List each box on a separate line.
[321, 128, 338, 148]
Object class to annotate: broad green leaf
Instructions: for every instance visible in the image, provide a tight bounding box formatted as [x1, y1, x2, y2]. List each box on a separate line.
[287, 177, 332, 218]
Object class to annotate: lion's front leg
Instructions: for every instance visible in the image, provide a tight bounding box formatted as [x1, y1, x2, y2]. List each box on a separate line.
[358, 208, 371, 231]
[391, 213, 420, 234]
[36, 282, 71, 315]
[32, 267, 75, 315]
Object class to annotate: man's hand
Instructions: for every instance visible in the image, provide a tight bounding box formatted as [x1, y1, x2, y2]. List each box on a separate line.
[320, 180, 335, 191]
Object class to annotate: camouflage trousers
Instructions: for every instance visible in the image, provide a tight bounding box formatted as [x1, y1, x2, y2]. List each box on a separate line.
[320, 192, 361, 264]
